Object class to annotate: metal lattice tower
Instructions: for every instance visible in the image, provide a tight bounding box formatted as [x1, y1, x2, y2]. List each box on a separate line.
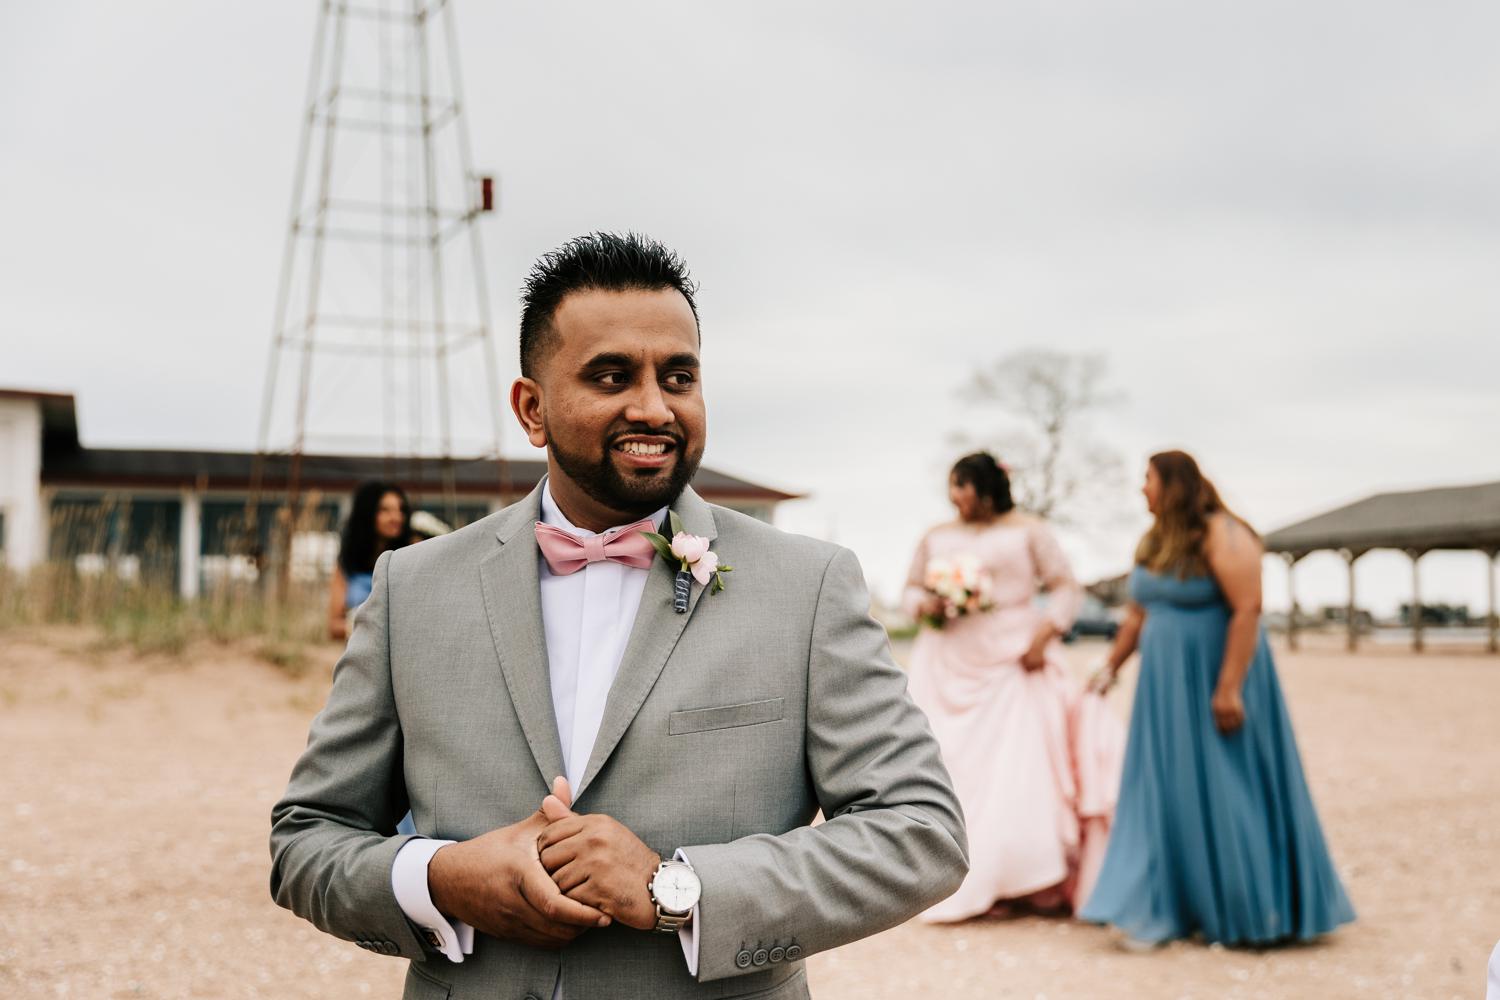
[251, 0, 505, 567]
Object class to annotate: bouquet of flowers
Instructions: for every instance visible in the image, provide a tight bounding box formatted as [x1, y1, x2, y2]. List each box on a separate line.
[921, 553, 995, 629]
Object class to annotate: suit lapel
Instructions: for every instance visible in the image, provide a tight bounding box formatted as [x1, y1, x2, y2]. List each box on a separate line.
[478, 483, 567, 790]
[575, 486, 718, 799]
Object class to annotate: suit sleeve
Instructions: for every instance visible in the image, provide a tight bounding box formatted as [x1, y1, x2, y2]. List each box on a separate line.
[681, 546, 970, 982]
[268, 549, 430, 960]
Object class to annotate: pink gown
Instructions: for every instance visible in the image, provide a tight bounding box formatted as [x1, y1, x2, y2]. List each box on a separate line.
[902, 518, 1124, 922]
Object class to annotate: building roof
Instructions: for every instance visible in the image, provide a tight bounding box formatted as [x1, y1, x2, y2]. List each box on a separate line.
[40, 447, 800, 504]
[1262, 481, 1500, 556]
[6, 385, 801, 505]
[0, 388, 78, 450]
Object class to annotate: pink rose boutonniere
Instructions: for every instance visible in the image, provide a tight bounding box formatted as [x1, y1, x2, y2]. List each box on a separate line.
[642, 512, 733, 612]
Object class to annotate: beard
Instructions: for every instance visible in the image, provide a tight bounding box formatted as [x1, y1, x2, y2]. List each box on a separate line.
[547, 424, 703, 518]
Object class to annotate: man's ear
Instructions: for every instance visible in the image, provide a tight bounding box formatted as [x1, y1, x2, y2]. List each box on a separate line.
[510, 377, 548, 448]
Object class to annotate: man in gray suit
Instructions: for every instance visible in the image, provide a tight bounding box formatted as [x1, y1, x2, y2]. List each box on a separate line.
[270, 232, 968, 999]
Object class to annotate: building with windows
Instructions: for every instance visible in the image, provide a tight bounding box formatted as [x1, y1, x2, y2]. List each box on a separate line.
[0, 388, 798, 597]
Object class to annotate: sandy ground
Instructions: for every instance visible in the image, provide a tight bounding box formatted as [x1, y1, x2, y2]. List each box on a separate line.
[1, 626, 1497, 1000]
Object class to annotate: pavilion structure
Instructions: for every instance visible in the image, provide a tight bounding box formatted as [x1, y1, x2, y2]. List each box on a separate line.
[1262, 480, 1500, 653]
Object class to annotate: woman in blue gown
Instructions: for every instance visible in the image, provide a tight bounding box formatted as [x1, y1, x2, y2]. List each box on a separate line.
[327, 481, 411, 641]
[1080, 450, 1354, 948]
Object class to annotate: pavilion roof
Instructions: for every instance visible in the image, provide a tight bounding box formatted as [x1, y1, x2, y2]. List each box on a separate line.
[1263, 480, 1500, 556]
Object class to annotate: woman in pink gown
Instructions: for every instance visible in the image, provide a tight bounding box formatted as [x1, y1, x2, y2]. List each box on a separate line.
[903, 453, 1123, 922]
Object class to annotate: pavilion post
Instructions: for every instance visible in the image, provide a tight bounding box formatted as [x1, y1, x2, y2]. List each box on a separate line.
[1341, 548, 1364, 653]
[178, 488, 202, 600]
[1408, 548, 1425, 653]
[1487, 548, 1498, 655]
[1283, 552, 1301, 651]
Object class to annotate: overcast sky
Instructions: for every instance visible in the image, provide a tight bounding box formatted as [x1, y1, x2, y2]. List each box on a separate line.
[4, 1, 1498, 613]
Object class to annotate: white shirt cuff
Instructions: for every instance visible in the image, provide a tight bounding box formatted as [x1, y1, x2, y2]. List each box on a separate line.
[674, 848, 700, 976]
[391, 838, 474, 963]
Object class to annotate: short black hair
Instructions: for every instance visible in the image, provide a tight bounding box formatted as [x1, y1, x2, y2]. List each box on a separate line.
[519, 231, 700, 378]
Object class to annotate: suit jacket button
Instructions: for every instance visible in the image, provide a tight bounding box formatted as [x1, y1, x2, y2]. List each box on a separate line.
[785, 945, 802, 960]
[735, 950, 753, 969]
[769, 946, 785, 962]
[383, 941, 398, 955]
[752, 949, 769, 966]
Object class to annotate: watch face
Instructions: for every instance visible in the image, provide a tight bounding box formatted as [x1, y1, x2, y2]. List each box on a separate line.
[653, 864, 702, 914]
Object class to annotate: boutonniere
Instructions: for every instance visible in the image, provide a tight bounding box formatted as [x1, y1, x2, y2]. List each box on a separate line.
[641, 512, 733, 613]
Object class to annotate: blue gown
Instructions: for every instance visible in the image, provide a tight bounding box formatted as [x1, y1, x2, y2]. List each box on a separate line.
[345, 571, 374, 610]
[1079, 566, 1355, 945]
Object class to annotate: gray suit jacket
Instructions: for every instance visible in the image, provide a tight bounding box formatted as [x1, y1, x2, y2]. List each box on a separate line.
[270, 484, 967, 1000]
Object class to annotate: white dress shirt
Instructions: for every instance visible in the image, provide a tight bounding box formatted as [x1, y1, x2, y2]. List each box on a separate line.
[390, 480, 700, 990]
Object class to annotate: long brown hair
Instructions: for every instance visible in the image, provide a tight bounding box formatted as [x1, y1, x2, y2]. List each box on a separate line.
[1135, 451, 1256, 576]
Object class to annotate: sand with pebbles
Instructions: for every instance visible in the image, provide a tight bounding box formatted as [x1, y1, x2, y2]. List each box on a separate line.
[1, 627, 1496, 1000]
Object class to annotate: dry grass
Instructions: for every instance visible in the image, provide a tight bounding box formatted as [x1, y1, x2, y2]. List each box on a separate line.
[0, 567, 324, 674]
[0, 492, 336, 667]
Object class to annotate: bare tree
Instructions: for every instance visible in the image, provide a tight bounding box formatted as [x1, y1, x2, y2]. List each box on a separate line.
[953, 349, 1126, 526]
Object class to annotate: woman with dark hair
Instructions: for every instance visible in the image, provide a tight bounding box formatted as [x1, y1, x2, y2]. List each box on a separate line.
[327, 481, 411, 641]
[1080, 450, 1354, 948]
[902, 452, 1123, 922]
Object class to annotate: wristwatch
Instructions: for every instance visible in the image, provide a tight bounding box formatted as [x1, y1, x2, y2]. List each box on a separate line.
[649, 858, 702, 933]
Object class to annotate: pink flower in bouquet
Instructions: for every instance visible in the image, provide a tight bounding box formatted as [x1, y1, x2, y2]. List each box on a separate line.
[922, 553, 997, 629]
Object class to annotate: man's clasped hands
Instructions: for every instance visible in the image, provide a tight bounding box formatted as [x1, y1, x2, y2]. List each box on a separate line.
[427, 777, 669, 949]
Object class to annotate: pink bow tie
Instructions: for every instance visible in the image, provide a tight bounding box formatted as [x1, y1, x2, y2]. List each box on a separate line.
[534, 518, 659, 576]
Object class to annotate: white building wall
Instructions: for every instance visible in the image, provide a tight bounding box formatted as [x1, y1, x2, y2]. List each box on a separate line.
[0, 398, 44, 571]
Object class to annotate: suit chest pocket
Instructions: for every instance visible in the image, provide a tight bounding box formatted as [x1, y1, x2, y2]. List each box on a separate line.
[668, 697, 784, 736]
